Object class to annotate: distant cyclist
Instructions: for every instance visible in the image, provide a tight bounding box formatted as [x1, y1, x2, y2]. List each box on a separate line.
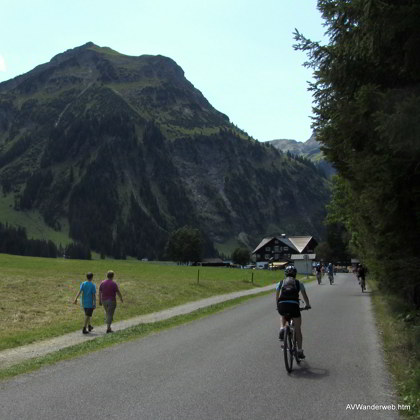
[315, 263, 322, 284]
[276, 265, 311, 359]
[327, 263, 334, 284]
[357, 264, 366, 291]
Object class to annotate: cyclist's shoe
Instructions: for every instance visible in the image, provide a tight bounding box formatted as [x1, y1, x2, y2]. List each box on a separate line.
[278, 328, 284, 340]
[82, 327, 89, 334]
[297, 349, 306, 359]
[88, 325, 94, 332]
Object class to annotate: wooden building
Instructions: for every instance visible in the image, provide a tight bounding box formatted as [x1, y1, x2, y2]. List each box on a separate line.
[252, 235, 317, 268]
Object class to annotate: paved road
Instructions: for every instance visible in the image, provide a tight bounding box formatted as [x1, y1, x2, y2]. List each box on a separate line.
[0, 274, 399, 419]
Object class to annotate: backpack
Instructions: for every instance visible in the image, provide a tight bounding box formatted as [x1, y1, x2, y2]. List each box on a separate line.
[278, 277, 300, 302]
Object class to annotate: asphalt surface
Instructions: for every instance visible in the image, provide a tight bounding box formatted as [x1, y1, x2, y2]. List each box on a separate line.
[0, 274, 399, 420]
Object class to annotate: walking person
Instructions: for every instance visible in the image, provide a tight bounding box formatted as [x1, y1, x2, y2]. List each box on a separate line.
[73, 272, 96, 334]
[99, 270, 123, 333]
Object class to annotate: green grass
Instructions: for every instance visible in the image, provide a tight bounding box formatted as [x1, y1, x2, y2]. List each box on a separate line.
[0, 194, 71, 245]
[370, 278, 419, 417]
[0, 292, 271, 381]
[0, 253, 292, 351]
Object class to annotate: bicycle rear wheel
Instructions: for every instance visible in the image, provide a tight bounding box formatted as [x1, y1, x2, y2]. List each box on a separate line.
[293, 332, 301, 365]
[283, 327, 294, 373]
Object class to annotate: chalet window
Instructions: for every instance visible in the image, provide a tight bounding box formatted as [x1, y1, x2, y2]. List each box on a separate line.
[274, 254, 280, 260]
[256, 254, 261, 259]
[265, 246, 271, 251]
[274, 246, 280, 252]
[264, 254, 270, 260]
[274, 240, 279, 244]
[283, 246, 289, 251]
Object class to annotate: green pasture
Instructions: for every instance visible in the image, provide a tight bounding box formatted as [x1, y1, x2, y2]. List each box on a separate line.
[0, 253, 291, 352]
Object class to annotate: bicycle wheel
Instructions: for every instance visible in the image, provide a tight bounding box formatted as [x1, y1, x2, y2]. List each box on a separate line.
[283, 327, 294, 373]
[293, 331, 301, 365]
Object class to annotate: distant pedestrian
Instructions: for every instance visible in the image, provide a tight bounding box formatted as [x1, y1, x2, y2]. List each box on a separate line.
[99, 270, 123, 333]
[73, 272, 96, 334]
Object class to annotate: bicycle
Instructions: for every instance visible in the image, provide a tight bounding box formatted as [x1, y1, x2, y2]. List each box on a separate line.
[282, 304, 310, 373]
[360, 276, 366, 292]
[328, 272, 334, 285]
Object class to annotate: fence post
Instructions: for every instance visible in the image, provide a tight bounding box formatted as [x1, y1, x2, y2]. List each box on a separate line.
[197, 269, 200, 285]
[251, 272, 254, 284]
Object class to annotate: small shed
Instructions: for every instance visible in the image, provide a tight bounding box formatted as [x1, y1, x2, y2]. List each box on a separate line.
[291, 254, 316, 275]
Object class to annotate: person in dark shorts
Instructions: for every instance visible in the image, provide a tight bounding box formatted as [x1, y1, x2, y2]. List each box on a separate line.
[99, 270, 123, 333]
[276, 265, 311, 358]
[74, 272, 96, 334]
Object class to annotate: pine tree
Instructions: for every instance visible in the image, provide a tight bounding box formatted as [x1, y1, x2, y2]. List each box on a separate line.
[294, 0, 420, 305]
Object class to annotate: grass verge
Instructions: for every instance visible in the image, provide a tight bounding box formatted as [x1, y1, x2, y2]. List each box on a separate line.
[369, 278, 419, 418]
[0, 291, 271, 381]
[1, 253, 304, 351]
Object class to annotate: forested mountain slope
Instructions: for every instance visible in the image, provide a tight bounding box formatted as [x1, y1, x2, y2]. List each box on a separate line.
[0, 43, 330, 258]
[268, 132, 336, 178]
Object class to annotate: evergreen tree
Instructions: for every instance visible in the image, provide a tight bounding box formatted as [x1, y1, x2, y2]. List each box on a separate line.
[294, 0, 420, 305]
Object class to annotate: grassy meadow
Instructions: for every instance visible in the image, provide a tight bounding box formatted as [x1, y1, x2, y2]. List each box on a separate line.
[0, 253, 287, 352]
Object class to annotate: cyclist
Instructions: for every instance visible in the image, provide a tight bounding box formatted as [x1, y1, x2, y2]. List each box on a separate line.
[315, 263, 322, 284]
[276, 265, 311, 359]
[357, 264, 366, 291]
[327, 262, 334, 284]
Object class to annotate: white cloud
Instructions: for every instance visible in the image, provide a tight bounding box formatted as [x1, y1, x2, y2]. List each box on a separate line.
[0, 55, 6, 72]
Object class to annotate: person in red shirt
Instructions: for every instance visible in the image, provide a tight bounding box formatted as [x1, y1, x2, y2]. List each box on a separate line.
[99, 270, 123, 333]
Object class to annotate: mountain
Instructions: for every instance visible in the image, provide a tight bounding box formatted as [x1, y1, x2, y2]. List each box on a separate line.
[268, 133, 336, 178]
[0, 43, 331, 259]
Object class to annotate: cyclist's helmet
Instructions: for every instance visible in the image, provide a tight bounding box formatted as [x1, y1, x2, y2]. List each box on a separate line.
[284, 265, 297, 277]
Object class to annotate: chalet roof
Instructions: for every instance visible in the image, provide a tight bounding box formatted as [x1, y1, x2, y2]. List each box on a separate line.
[252, 237, 274, 254]
[288, 236, 315, 253]
[279, 237, 299, 252]
[252, 236, 299, 254]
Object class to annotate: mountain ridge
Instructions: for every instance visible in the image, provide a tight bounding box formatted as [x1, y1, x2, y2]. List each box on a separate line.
[267, 133, 336, 178]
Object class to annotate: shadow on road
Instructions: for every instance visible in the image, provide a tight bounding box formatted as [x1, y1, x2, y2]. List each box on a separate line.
[349, 291, 373, 296]
[289, 363, 329, 380]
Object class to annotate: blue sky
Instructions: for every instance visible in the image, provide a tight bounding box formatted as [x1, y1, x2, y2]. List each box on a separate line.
[0, 0, 326, 142]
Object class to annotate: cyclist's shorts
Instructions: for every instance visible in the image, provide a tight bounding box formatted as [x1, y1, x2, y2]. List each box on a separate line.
[277, 301, 301, 318]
